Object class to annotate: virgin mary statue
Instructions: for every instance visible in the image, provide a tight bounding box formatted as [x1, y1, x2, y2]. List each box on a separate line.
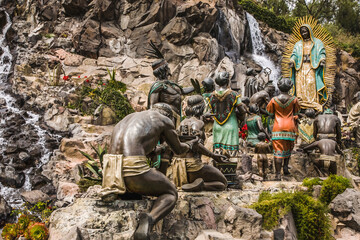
[289, 24, 326, 111]
[282, 16, 336, 112]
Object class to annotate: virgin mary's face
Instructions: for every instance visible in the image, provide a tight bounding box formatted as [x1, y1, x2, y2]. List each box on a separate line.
[300, 27, 310, 40]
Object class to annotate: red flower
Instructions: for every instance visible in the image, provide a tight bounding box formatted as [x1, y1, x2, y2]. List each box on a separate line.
[86, 79, 89, 83]
[241, 133, 246, 139]
[103, 83, 106, 86]
[63, 76, 69, 81]
[84, 76, 87, 78]
[242, 124, 248, 131]
[78, 76, 81, 78]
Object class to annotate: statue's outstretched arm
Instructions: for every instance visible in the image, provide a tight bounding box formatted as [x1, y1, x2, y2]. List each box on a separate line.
[163, 124, 190, 155]
[182, 86, 195, 95]
[303, 141, 318, 152]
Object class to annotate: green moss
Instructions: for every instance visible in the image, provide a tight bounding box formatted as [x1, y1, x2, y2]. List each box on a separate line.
[302, 175, 352, 205]
[251, 191, 331, 240]
[77, 179, 101, 192]
[302, 177, 323, 192]
[239, 0, 296, 33]
[319, 175, 352, 205]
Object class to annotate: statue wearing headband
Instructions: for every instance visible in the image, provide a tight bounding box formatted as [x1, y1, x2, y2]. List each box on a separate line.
[147, 41, 194, 126]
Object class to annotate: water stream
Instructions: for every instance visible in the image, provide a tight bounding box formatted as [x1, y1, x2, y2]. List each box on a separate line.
[0, 10, 61, 208]
[246, 12, 280, 87]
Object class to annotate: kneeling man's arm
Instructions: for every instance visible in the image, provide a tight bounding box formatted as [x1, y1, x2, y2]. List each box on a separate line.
[163, 122, 191, 155]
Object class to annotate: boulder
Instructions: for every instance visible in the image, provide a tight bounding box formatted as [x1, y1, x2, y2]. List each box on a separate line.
[73, 20, 101, 58]
[44, 105, 71, 132]
[161, 17, 195, 46]
[93, 106, 117, 126]
[192, 33, 219, 63]
[0, 166, 25, 188]
[330, 188, 360, 231]
[177, 58, 215, 87]
[49, 189, 262, 240]
[21, 190, 51, 205]
[0, 197, 11, 228]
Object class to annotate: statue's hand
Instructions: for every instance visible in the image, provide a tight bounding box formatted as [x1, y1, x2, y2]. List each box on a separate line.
[213, 154, 229, 163]
[288, 61, 294, 68]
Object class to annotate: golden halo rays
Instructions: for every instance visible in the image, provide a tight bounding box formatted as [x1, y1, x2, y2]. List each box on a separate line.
[282, 16, 336, 96]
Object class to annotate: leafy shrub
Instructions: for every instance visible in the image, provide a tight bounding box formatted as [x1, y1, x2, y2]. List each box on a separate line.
[239, 0, 296, 33]
[325, 23, 360, 58]
[251, 191, 331, 240]
[68, 69, 133, 121]
[319, 175, 351, 205]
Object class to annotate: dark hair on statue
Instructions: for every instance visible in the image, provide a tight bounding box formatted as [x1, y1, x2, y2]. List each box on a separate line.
[152, 61, 169, 80]
[257, 132, 266, 141]
[185, 95, 205, 118]
[241, 97, 250, 106]
[305, 108, 315, 118]
[152, 103, 173, 119]
[215, 71, 230, 86]
[249, 104, 259, 114]
[277, 77, 293, 92]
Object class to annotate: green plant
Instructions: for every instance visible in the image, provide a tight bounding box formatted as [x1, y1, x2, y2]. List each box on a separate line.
[11, 201, 56, 225]
[302, 177, 323, 192]
[77, 178, 102, 192]
[79, 144, 107, 181]
[251, 191, 331, 240]
[24, 222, 49, 240]
[239, 0, 296, 33]
[46, 62, 65, 86]
[1, 223, 18, 240]
[319, 175, 351, 205]
[69, 70, 133, 120]
[17, 215, 31, 235]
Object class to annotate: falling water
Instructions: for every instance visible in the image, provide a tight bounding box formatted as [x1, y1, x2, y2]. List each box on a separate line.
[0, 11, 61, 208]
[246, 12, 280, 87]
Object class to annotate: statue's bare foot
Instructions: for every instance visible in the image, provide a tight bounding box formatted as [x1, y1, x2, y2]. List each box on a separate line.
[134, 213, 153, 240]
[182, 178, 204, 192]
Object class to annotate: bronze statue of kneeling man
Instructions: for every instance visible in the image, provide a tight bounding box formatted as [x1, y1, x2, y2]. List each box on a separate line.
[101, 103, 195, 240]
[303, 139, 342, 175]
[172, 95, 228, 192]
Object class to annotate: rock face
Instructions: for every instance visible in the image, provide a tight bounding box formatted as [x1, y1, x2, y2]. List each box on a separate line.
[0, 197, 12, 228]
[49, 187, 262, 240]
[330, 188, 360, 232]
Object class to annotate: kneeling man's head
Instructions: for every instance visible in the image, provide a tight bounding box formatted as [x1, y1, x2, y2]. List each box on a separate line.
[151, 103, 173, 119]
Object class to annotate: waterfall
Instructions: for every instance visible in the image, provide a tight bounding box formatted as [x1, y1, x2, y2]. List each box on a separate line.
[0, 11, 61, 208]
[246, 12, 280, 88]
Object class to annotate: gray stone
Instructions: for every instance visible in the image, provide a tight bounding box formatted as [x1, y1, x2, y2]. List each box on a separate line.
[49, 191, 263, 240]
[0, 166, 25, 188]
[161, 17, 195, 46]
[330, 188, 360, 231]
[21, 190, 51, 205]
[0, 197, 11, 228]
